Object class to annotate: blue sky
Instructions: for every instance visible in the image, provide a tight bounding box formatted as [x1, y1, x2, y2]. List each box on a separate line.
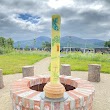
[18, 13, 40, 24]
[0, 0, 110, 41]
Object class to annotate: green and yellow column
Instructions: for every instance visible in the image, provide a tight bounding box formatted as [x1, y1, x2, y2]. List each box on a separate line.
[51, 15, 60, 84]
[44, 15, 65, 99]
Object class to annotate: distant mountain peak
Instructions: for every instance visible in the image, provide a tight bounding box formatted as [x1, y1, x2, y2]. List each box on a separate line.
[14, 36, 104, 48]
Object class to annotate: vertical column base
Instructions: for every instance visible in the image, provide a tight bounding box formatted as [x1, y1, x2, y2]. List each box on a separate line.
[43, 82, 65, 99]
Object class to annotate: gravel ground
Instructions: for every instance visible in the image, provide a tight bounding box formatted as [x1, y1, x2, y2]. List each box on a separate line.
[71, 71, 110, 110]
[0, 57, 110, 110]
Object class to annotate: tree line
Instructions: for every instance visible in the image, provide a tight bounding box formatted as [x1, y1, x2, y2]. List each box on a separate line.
[0, 36, 109, 54]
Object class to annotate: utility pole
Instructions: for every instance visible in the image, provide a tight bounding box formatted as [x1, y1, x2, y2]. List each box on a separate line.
[33, 38, 36, 50]
[69, 36, 71, 52]
[84, 39, 87, 53]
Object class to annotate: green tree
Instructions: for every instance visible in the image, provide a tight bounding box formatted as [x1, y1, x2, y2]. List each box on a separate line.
[33, 38, 36, 49]
[0, 37, 6, 47]
[0, 37, 14, 54]
[0, 37, 14, 48]
[104, 40, 110, 48]
[6, 38, 14, 48]
[17, 42, 21, 50]
[24, 45, 29, 51]
[42, 41, 51, 51]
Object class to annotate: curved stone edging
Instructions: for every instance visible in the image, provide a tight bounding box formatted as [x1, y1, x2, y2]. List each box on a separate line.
[10, 75, 95, 110]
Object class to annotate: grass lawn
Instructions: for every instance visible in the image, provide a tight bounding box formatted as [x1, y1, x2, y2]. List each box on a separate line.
[61, 52, 110, 74]
[0, 51, 49, 75]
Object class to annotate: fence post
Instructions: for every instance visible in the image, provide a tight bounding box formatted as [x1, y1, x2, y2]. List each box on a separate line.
[22, 66, 34, 77]
[60, 64, 71, 76]
[88, 64, 101, 82]
[0, 69, 4, 89]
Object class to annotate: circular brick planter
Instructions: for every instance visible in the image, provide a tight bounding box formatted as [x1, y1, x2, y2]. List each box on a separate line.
[10, 75, 95, 110]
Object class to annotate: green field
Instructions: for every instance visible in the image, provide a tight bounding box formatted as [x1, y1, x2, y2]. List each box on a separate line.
[61, 52, 110, 73]
[1, 51, 110, 75]
[0, 51, 49, 75]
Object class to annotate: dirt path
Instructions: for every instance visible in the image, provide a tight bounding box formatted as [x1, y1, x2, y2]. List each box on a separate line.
[0, 57, 110, 110]
[34, 57, 50, 75]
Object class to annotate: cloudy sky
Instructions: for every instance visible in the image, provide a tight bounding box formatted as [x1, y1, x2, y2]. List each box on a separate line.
[0, 0, 110, 41]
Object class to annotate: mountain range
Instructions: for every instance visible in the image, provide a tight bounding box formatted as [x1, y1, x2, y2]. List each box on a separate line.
[14, 36, 105, 48]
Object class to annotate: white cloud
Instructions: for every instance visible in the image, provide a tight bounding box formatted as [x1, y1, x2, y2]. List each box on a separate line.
[9, 14, 37, 31]
[0, 0, 110, 41]
[47, 0, 74, 9]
